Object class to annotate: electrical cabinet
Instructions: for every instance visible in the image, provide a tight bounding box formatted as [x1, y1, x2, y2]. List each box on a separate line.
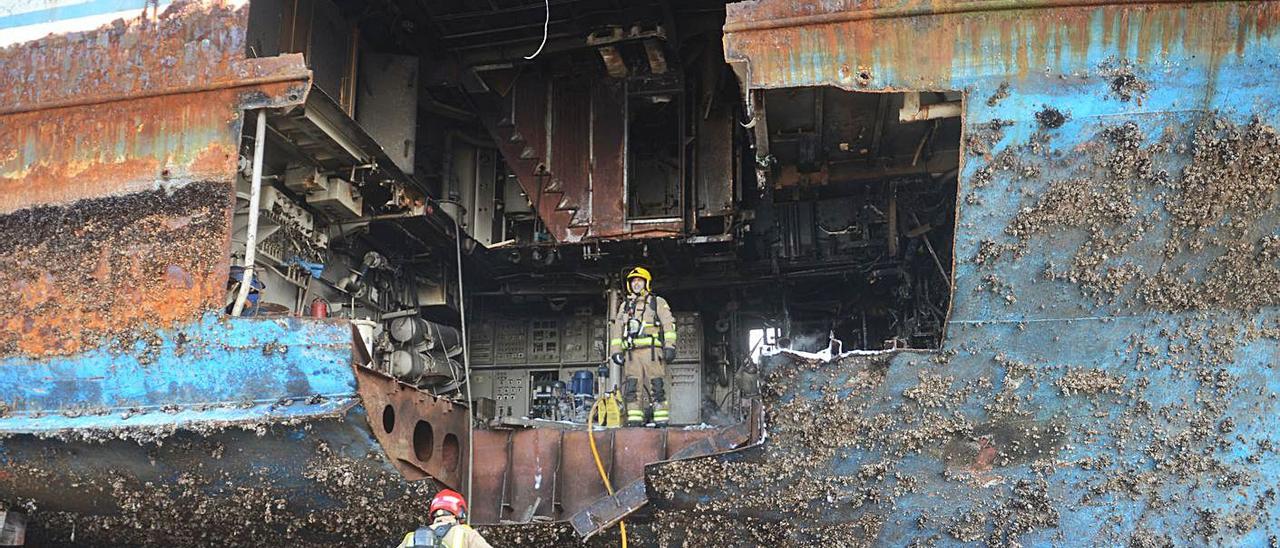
[668, 360, 702, 425]
[493, 319, 527, 364]
[469, 371, 495, 401]
[674, 312, 703, 362]
[306, 178, 364, 220]
[561, 317, 593, 364]
[591, 321, 608, 364]
[465, 311, 703, 424]
[470, 313, 697, 367]
[468, 318, 495, 365]
[493, 370, 528, 418]
[283, 165, 329, 194]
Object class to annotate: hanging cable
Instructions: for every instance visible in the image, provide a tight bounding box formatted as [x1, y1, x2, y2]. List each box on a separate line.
[437, 199, 475, 510]
[455, 215, 474, 510]
[524, 0, 549, 60]
[588, 399, 628, 548]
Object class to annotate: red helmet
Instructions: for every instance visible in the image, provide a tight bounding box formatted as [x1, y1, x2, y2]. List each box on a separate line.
[430, 489, 467, 519]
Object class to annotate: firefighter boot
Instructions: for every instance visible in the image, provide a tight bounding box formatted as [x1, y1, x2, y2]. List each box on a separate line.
[623, 377, 645, 427]
[650, 378, 669, 427]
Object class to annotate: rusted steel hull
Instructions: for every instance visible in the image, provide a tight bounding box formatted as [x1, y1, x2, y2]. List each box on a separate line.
[0, 2, 303, 114]
[724, 0, 1277, 93]
[364, 348, 746, 528]
[0, 3, 735, 544]
[0, 183, 232, 357]
[0, 1, 310, 358]
[468, 424, 738, 525]
[354, 365, 472, 488]
[0, 2, 452, 545]
[694, 0, 1280, 545]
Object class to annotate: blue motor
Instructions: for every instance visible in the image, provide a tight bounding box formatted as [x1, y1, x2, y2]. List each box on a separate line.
[570, 370, 595, 395]
[569, 370, 596, 423]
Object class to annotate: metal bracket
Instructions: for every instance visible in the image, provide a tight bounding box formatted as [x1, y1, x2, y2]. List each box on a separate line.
[569, 480, 649, 540]
[568, 421, 753, 539]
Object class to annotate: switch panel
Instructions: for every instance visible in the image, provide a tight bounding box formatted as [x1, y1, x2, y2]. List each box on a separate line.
[528, 318, 560, 363]
[493, 370, 529, 418]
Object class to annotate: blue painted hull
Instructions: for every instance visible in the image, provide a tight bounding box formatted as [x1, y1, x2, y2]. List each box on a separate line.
[0, 316, 432, 545]
[658, 1, 1280, 545]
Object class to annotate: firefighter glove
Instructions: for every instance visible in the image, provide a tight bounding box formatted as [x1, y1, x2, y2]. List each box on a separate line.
[611, 352, 625, 366]
[662, 346, 677, 363]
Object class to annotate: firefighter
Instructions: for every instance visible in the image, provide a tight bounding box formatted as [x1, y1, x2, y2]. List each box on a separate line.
[609, 267, 677, 427]
[396, 489, 492, 548]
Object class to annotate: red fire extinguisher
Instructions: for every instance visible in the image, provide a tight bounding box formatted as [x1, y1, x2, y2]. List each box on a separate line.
[309, 298, 329, 318]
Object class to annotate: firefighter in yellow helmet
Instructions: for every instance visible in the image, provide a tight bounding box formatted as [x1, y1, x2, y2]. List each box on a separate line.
[609, 267, 677, 427]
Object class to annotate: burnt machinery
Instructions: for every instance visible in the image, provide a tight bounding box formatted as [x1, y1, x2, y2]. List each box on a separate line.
[383, 315, 463, 388]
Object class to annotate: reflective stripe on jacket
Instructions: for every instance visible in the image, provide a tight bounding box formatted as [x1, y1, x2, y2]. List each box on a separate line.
[609, 294, 676, 355]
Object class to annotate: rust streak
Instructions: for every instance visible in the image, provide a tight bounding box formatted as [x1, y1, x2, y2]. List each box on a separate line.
[0, 1, 275, 112]
[725, 1, 1280, 91]
[0, 85, 291, 214]
[0, 0, 311, 357]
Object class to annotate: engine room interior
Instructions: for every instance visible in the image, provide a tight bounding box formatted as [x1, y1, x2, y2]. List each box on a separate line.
[232, 0, 961, 430]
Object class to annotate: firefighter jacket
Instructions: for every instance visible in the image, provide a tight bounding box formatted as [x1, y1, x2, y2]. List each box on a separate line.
[396, 520, 492, 548]
[610, 293, 677, 355]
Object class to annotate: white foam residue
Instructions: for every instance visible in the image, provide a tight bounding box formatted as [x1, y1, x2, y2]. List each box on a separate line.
[764, 346, 895, 362]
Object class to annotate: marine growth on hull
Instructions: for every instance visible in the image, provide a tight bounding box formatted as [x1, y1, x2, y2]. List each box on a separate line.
[4, 0, 1279, 545]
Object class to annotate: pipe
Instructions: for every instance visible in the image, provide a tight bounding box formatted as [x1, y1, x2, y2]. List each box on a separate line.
[899, 92, 961, 122]
[458, 218, 475, 513]
[232, 110, 268, 317]
[912, 212, 950, 284]
[887, 184, 898, 257]
[439, 199, 476, 508]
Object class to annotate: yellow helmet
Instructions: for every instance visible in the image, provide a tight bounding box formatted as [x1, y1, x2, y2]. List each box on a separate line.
[626, 267, 652, 293]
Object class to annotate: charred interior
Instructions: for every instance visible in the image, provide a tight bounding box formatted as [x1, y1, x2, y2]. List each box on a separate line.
[234, 0, 961, 431]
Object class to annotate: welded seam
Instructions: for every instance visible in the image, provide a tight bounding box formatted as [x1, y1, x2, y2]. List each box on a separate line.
[0, 70, 312, 116]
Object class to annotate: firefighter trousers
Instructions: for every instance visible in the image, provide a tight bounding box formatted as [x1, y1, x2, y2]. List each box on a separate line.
[622, 347, 668, 425]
